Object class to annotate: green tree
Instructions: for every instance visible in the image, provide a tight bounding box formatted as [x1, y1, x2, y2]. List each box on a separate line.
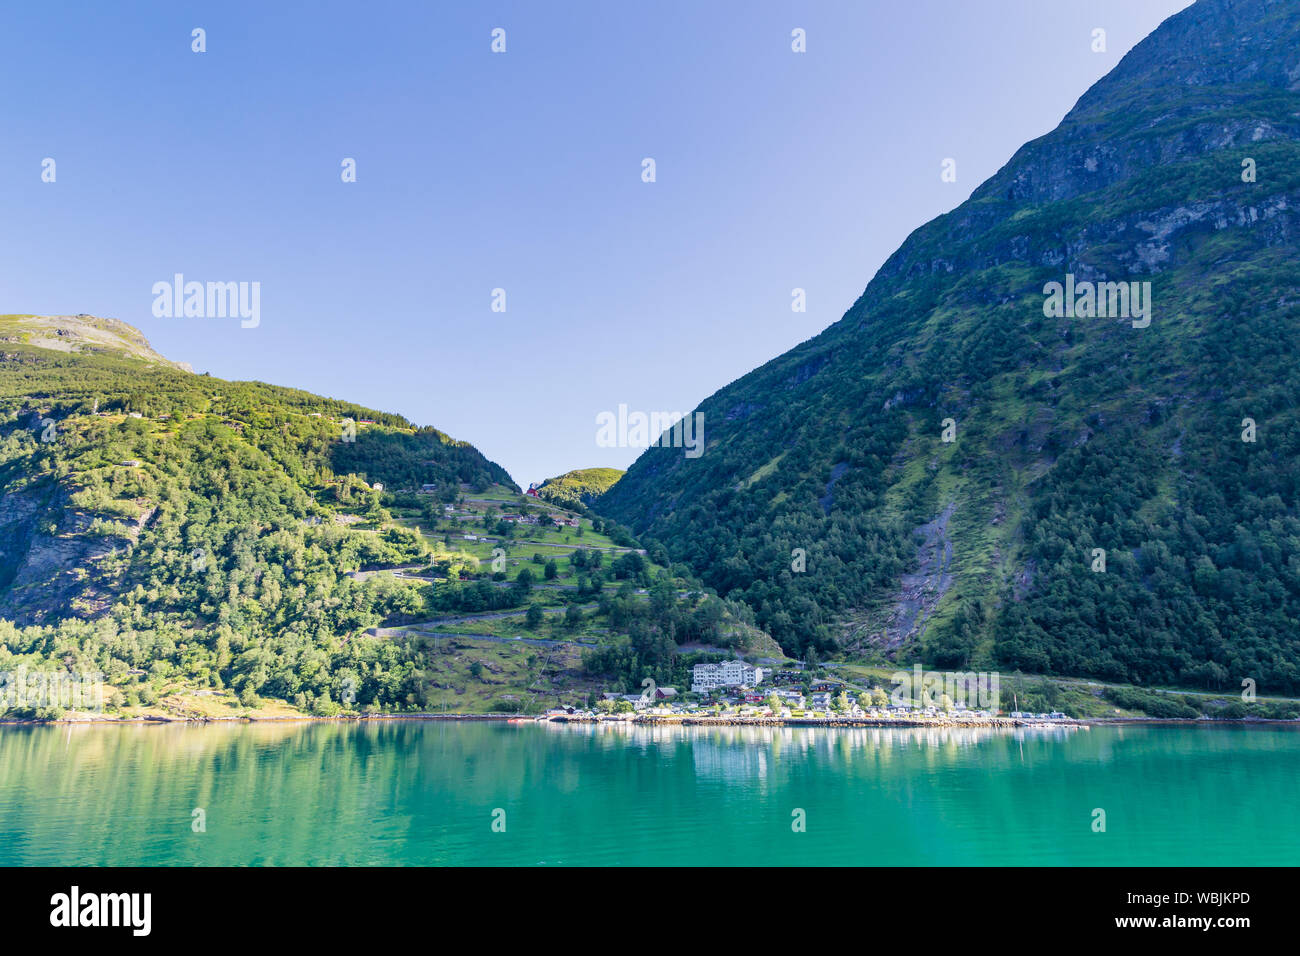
[525, 604, 544, 628]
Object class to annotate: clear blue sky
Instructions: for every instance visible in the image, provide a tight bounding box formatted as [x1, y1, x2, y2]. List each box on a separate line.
[1, 0, 1192, 487]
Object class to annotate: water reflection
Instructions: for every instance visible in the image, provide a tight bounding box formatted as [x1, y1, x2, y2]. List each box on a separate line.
[0, 721, 1294, 866]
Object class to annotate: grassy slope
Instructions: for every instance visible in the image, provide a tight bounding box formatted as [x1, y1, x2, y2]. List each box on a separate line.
[535, 467, 625, 507]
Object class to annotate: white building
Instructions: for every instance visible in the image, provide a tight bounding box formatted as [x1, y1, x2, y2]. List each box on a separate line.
[602, 693, 650, 710]
[691, 660, 764, 694]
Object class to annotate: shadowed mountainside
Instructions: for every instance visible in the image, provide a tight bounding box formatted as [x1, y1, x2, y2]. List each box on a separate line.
[597, 0, 1300, 694]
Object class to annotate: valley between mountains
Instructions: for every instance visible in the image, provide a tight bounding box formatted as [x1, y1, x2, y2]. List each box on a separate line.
[6, 1, 1300, 722]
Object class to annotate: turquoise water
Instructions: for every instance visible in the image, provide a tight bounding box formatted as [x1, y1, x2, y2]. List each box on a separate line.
[0, 721, 1296, 866]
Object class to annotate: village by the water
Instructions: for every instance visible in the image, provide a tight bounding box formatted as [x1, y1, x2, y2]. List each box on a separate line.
[343, 479, 1084, 730]
[525, 659, 1076, 727]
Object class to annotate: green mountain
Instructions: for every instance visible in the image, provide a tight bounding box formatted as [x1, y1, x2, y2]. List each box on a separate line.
[535, 468, 624, 508]
[0, 313, 514, 713]
[597, 0, 1300, 694]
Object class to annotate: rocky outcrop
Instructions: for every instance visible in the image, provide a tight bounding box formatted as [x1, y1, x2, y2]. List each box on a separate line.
[0, 485, 139, 624]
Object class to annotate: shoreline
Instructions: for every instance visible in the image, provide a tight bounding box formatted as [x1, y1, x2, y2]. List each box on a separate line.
[2, 713, 1296, 728]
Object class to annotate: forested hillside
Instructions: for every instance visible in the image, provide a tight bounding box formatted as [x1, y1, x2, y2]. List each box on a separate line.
[597, 0, 1300, 694]
[0, 314, 514, 715]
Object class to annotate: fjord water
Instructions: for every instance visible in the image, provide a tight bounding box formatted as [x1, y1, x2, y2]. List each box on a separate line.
[1, 722, 1296, 866]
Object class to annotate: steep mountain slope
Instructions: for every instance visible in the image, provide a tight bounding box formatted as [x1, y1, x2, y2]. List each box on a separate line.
[0, 314, 515, 713]
[598, 0, 1300, 693]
